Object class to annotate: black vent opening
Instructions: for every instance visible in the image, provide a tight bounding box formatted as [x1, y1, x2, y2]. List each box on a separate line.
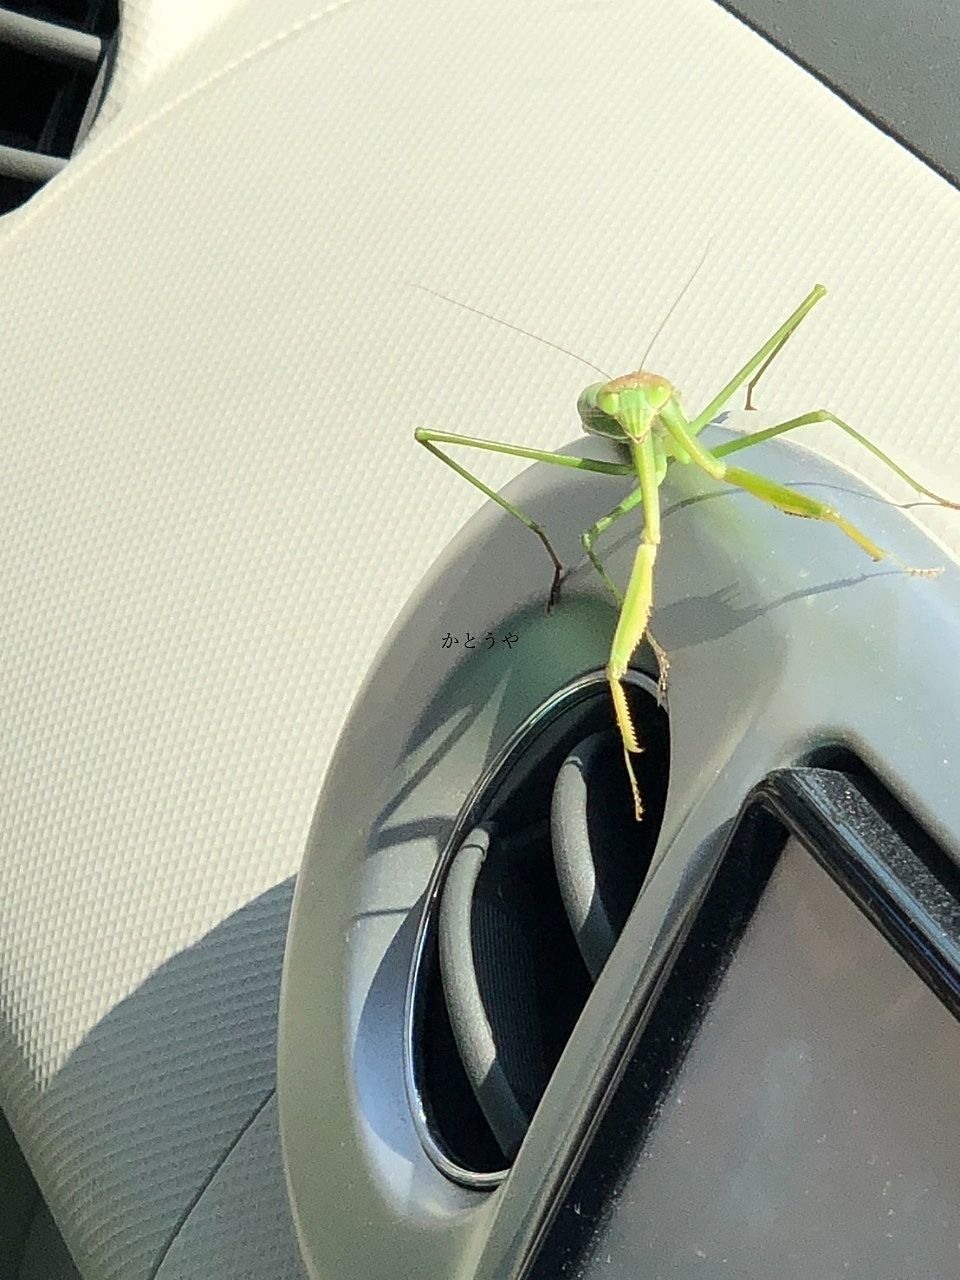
[409, 673, 670, 1183]
[0, 1, 118, 214]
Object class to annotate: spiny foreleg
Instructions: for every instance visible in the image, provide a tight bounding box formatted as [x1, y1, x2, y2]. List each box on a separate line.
[607, 435, 663, 821]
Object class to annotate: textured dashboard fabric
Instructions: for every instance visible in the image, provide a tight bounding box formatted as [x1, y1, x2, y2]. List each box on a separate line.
[153, 1094, 308, 1280]
[2, 0, 960, 1277]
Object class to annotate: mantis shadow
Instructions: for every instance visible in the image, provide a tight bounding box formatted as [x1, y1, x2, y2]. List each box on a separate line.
[654, 570, 906, 652]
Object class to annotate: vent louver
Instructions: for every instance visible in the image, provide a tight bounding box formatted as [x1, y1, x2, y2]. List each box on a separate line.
[0, 1, 118, 214]
[406, 672, 670, 1186]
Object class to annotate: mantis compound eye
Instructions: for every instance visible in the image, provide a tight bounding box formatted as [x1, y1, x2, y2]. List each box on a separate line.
[597, 390, 620, 417]
[647, 377, 672, 408]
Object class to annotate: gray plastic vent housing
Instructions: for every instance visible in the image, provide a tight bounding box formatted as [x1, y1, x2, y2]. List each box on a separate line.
[278, 421, 960, 1280]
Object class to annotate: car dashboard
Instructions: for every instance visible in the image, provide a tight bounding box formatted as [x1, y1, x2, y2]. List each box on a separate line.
[2, 2, 960, 1279]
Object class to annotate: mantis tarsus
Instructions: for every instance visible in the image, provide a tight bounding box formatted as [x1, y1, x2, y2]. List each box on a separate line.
[415, 283, 960, 821]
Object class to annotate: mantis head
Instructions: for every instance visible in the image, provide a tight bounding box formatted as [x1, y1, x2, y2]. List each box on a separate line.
[578, 372, 675, 442]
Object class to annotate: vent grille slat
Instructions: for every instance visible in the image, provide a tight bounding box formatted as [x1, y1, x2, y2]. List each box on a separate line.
[0, 9, 103, 70]
[0, 0, 117, 213]
[0, 138, 65, 182]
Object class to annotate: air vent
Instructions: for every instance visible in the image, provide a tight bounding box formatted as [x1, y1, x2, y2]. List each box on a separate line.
[405, 671, 669, 1186]
[0, 1, 118, 214]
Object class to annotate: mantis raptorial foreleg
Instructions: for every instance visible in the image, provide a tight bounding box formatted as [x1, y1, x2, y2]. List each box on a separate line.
[659, 407, 901, 568]
[711, 411, 960, 510]
[581, 489, 671, 702]
[607, 435, 663, 818]
[720, 466, 891, 562]
[415, 428, 632, 609]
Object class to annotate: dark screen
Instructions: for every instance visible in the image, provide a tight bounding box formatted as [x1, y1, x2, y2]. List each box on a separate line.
[714, 1, 960, 188]
[574, 839, 960, 1279]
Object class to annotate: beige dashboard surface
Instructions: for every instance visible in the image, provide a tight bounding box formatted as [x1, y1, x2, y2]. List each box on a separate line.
[2, 0, 960, 1277]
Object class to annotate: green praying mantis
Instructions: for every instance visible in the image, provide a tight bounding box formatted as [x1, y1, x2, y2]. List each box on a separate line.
[415, 282, 960, 821]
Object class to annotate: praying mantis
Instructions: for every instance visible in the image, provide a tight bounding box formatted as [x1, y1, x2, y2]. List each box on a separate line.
[415, 282, 960, 821]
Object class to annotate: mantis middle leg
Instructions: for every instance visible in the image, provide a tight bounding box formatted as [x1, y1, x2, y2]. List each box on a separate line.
[580, 487, 644, 605]
[414, 428, 632, 609]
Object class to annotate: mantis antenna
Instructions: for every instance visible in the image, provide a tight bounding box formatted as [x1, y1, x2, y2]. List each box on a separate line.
[411, 241, 711, 384]
[637, 241, 713, 371]
[408, 282, 612, 379]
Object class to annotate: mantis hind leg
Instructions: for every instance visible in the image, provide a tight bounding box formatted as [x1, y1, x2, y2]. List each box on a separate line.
[686, 285, 826, 435]
[415, 428, 633, 611]
[743, 326, 800, 411]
